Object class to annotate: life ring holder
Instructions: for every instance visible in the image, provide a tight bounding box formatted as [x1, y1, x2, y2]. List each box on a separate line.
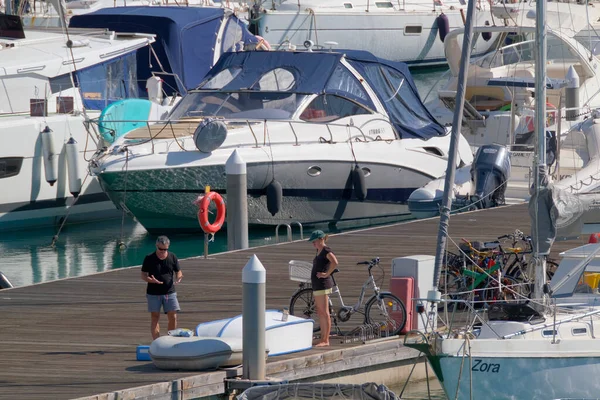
[195, 192, 226, 234]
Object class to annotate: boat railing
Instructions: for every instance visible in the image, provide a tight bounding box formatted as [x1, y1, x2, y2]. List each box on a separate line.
[88, 117, 388, 150]
[290, 221, 304, 240]
[275, 223, 292, 243]
[275, 221, 303, 242]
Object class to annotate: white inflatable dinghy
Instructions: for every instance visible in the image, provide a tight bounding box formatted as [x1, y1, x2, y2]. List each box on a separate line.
[149, 336, 244, 371]
[195, 310, 313, 356]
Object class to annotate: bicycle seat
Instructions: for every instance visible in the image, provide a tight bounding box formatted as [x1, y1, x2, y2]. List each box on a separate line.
[331, 268, 340, 275]
[504, 247, 523, 253]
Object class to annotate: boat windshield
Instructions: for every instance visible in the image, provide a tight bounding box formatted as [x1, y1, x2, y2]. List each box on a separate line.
[474, 34, 581, 69]
[168, 91, 308, 120]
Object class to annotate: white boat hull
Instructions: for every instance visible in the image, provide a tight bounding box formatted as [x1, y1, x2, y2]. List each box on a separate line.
[0, 113, 120, 231]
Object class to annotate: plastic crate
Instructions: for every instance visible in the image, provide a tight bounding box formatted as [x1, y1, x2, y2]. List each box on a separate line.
[289, 260, 312, 283]
[136, 345, 151, 361]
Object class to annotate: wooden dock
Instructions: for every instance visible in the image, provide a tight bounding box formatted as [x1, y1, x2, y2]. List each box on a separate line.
[0, 204, 588, 400]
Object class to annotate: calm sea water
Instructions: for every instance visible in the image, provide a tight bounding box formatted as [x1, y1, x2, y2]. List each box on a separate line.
[0, 68, 447, 289]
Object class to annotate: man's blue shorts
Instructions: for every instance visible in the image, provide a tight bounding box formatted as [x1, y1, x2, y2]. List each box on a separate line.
[147, 293, 180, 314]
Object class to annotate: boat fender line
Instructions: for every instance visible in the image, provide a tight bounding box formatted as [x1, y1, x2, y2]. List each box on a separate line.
[65, 137, 82, 198]
[436, 13, 449, 43]
[255, 35, 271, 51]
[194, 192, 226, 234]
[352, 165, 367, 201]
[0, 271, 13, 289]
[40, 126, 58, 186]
[266, 179, 282, 216]
[482, 21, 492, 41]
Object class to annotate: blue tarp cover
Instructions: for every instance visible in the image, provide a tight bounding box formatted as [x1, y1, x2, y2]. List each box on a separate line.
[343, 50, 445, 139]
[200, 50, 444, 139]
[69, 7, 256, 95]
[201, 51, 344, 94]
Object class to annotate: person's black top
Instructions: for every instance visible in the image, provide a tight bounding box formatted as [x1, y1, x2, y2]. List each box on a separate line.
[311, 246, 334, 291]
[141, 252, 180, 295]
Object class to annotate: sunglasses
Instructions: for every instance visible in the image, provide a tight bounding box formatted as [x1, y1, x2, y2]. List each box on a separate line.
[157, 247, 169, 251]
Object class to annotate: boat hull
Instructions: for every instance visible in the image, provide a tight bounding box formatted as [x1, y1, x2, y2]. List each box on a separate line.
[97, 159, 429, 233]
[257, 9, 498, 67]
[0, 114, 119, 231]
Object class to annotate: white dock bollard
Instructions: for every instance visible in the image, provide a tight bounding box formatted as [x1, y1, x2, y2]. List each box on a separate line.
[226, 149, 249, 251]
[242, 254, 266, 380]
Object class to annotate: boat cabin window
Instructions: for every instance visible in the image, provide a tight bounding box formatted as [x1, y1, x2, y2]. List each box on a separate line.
[221, 18, 245, 54]
[300, 94, 371, 122]
[49, 73, 74, 94]
[375, 2, 393, 8]
[75, 52, 139, 111]
[0, 157, 23, 179]
[169, 91, 307, 120]
[200, 67, 242, 90]
[326, 64, 371, 105]
[405, 25, 422, 35]
[572, 327, 587, 336]
[542, 329, 558, 338]
[475, 34, 581, 70]
[344, 3, 353, 8]
[252, 68, 296, 91]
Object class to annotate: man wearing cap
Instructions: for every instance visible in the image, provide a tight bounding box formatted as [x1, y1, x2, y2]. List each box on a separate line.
[308, 230, 339, 347]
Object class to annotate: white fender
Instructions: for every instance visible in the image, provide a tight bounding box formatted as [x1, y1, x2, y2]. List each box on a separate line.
[65, 137, 82, 198]
[40, 126, 58, 186]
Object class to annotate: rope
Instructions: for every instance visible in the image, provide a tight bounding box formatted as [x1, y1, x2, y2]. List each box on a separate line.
[118, 149, 131, 251]
[50, 171, 91, 247]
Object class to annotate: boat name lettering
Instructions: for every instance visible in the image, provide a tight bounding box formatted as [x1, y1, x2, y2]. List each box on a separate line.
[368, 128, 385, 135]
[471, 359, 500, 373]
[510, 152, 529, 158]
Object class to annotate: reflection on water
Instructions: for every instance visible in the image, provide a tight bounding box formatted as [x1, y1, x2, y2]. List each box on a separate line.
[0, 216, 277, 288]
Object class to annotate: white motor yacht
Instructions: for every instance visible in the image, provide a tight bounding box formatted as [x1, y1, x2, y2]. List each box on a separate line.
[89, 49, 474, 233]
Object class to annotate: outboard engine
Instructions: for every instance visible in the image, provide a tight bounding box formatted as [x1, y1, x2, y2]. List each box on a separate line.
[470, 144, 511, 209]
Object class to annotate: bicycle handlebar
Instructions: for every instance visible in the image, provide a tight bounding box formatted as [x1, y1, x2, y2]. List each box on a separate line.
[356, 257, 380, 267]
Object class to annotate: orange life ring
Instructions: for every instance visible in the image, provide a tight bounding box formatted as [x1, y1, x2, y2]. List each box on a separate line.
[195, 192, 226, 234]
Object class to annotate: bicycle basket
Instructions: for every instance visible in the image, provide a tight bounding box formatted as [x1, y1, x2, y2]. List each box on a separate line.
[289, 260, 312, 283]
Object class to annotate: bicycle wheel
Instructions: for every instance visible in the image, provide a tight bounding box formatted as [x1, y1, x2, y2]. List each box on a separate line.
[438, 270, 470, 309]
[289, 288, 320, 332]
[364, 293, 406, 336]
[481, 275, 531, 306]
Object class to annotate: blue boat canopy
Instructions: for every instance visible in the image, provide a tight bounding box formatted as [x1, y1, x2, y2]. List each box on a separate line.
[198, 50, 445, 140]
[69, 7, 257, 96]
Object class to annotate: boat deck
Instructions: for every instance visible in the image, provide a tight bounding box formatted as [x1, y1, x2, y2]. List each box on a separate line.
[0, 203, 588, 400]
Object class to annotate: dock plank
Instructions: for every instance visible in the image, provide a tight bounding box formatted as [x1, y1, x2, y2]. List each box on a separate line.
[0, 204, 588, 399]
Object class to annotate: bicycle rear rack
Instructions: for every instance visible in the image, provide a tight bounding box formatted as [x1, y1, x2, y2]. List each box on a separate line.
[275, 221, 304, 242]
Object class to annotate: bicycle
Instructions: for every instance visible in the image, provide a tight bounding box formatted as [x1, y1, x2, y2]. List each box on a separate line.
[288, 257, 407, 336]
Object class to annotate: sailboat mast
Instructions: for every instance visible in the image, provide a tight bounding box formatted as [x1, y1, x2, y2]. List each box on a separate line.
[533, 0, 548, 302]
[432, 0, 477, 291]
